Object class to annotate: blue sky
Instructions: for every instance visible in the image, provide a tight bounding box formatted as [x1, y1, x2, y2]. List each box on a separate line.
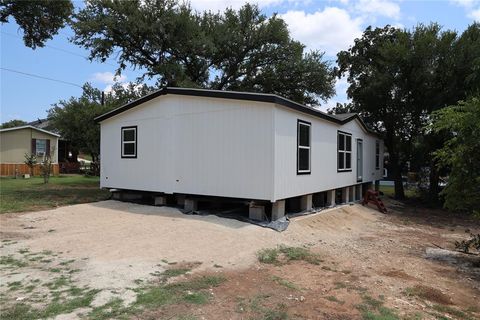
[1, 0, 479, 122]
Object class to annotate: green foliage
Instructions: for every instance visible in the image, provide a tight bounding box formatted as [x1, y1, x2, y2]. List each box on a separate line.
[337, 23, 480, 200]
[0, 0, 73, 49]
[71, 1, 334, 105]
[23, 153, 37, 176]
[257, 248, 279, 264]
[48, 83, 152, 163]
[0, 119, 27, 128]
[356, 295, 399, 320]
[431, 97, 480, 214]
[257, 246, 320, 265]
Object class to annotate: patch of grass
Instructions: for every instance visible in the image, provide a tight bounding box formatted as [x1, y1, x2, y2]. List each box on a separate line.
[0, 255, 27, 268]
[49, 268, 61, 273]
[59, 259, 75, 266]
[88, 298, 130, 320]
[404, 285, 451, 305]
[257, 248, 280, 264]
[257, 245, 321, 265]
[432, 304, 472, 320]
[356, 294, 399, 320]
[0, 288, 99, 320]
[0, 175, 111, 214]
[44, 276, 71, 290]
[176, 316, 198, 320]
[325, 295, 345, 304]
[24, 285, 36, 293]
[162, 267, 191, 279]
[7, 281, 22, 291]
[213, 264, 223, 268]
[271, 276, 299, 290]
[135, 286, 174, 307]
[182, 291, 209, 304]
[263, 305, 289, 320]
[18, 248, 29, 254]
[134, 274, 226, 310]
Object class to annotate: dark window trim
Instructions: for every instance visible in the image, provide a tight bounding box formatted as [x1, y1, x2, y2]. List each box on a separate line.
[375, 140, 380, 170]
[337, 130, 352, 172]
[121, 126, 137, 159]
[357, 138, 363, 182]
[297, 119, 311, 175]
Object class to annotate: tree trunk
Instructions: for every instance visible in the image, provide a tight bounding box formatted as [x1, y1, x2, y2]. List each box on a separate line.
[389, 150, 405, 200]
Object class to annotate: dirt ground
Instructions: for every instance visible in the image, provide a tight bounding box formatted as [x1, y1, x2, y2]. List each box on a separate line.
[1, 199, 479, 319]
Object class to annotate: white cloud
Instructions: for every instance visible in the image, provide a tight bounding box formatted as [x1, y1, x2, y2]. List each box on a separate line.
[450, 0, 480, 20]
[90, 72, 126, 85]
[469, 8, 480, 19]
[280, 7, 363, 56]
[450, 0, 478, 8]
[355, 0, 401, 20]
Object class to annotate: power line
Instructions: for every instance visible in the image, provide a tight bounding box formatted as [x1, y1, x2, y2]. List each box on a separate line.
[0, 67, 83, 88]
[1, 31, 117, 67]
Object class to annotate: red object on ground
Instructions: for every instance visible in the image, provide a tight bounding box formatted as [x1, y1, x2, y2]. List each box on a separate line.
[362, 189, 387, 214]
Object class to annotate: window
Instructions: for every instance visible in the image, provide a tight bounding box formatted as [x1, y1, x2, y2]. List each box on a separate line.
[121, 126, 137, 158]
[36, 139, 47, 157]
[375, 140, 380, 169]
[297, 120, 311, 174]
[337, 131, 352, 171]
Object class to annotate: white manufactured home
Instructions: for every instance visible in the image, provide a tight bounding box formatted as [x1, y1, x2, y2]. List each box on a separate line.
[96, 87, 384, 221]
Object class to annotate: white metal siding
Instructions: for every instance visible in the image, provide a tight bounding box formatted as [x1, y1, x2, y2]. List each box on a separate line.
[272, 105, 383, 201]
[100, 95, 274, 200]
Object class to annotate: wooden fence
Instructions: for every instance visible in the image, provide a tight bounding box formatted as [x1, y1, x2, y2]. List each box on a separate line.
[0, 163, 59, 176]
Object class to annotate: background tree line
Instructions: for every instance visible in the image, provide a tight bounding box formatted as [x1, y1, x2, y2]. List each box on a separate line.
[1, 0, 479, 214]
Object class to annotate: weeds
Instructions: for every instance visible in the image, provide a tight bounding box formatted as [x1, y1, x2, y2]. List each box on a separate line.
[325, 295, 345, 304]
[257, 248, 279, 264]
[257, 245, 321, 265]
[271, 276, 299, 290]
[0, 255, 27, 268]
[356, 295, 399, 320]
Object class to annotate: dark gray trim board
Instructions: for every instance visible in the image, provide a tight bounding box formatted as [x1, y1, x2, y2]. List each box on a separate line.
[95, 87, 380, 137]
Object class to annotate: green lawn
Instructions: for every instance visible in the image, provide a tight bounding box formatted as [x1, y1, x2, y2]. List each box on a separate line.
[379, 185, 419, 198]
[0, 175, 111, 214]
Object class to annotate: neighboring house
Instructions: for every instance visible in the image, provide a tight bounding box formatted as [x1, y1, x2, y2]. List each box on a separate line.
[28, 118, 78, 164]
[96, 87, 384, 221]
[0, 125, 60, 176]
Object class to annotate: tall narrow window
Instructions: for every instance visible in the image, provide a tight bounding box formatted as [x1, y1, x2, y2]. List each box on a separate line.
[36, 139, 47, 157]
[375, 140, 380, 169]
[338, 131, 352, 171]
[297, 120, 311, 174]
[121, 126, 137, 158]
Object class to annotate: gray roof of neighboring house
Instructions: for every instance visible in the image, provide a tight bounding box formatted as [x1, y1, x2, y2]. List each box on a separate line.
[0, 125, 60, 137]
[95, 87, 381, 137]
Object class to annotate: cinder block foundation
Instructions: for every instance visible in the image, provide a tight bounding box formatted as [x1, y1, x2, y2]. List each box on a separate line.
[349, 186, 355, 202]
[300, 194, 313, 211]
[272, 200, 286, 220]
[326, 190, 336, 207]
[249, 204, 265, 221]
[154, 196, 166, 206]
[342, 187, 349, 203]
[184, 199, 198, 212]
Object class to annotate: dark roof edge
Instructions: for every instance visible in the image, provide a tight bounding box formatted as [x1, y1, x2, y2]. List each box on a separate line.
[94, 87, 381, 137]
